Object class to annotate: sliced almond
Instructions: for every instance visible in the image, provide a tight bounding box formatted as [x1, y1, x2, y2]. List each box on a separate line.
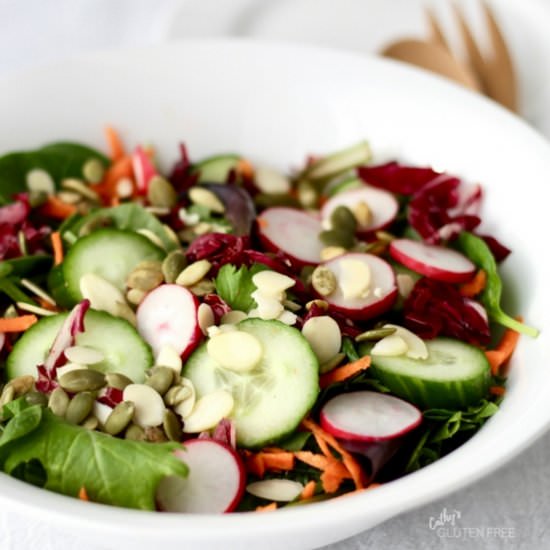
[371, 335, 409, 357]
[320, 246, 347, 261]
[137, 229, 166, 250]
[198, 303, 215, 335]
[207, 331, 263, 372]
[301, 316, 342, 364]
[155, 344, 182, 374]
[246, 479, 304, 502]
[383, 324, 428, 359]
[176, 260, 212, 287]
[353, 201, 372, 228]
[56, 362, 88, 378]
[26, 168, 55, 195]
[337, 258, 371, 299]
[93, 401, 113, 426]
[64, 346, 104, 366]
[254, 166, 291, 194]
[80, 273, 134, 322]
[277, 310, 298, 326]
[126, 288, 147, 306]
[252, 270, 295, 296]
[396, 273, 415, 300]
[182, 390, 234, 433]
[221, 310, 248, 325]
[123, 384, 166, 428]
[250, 290, 284, 320]
[188, 187, 225, 214]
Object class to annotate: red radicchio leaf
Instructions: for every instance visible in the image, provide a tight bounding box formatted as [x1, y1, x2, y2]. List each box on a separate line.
[97, 387, 124, 408]
[357, 162, 441, 195]
[169, 143, 200, 193]
[186, 233, 250, 273]
[403, 278, 490, 345]
[199, 418, 237, 449]
[477, 234, 511, 263]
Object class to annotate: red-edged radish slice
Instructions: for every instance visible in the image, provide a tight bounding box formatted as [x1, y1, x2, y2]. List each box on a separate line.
[257, 207, 323, 266]
[320, 391, 422, 442]
[156, 439, 245, 514]
[321, 253, 397, 321]
[132, 145, 157, 194]
[137, 284, 201, 361]
[321, 185, 398, 234]
[389, 238, 476, 283]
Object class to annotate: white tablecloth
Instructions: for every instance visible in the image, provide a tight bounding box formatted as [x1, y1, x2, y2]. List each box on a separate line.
[1, 1, 548, 548]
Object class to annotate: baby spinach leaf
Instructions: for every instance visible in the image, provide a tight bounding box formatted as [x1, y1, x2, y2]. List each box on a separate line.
[277, 431, 312, 452]
[0, 142, 108, 205]
[10, 458, 47, 488]
[215, 263, 267, 312]
[0, 410, 188, 510]
[457, 232, 539, 337]
[1, 255, 52, 278]
[70, 203, 178, 252]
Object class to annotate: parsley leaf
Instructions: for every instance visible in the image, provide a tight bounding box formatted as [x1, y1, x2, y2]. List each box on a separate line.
[214, 263, 267, 312]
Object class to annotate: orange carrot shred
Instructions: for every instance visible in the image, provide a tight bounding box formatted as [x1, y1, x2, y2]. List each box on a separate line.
[51, 231, 63, 266]
[256, 502, 277, 512]
[319, 355, 371, 389]
[243, 452, 266, 478]
[484, 319, 522, 376]
[37, 298, 58, 312]
[39, 196, 77, 220]
[237, 158, 254, 180]
[489, 386, 506, 396]
[294, 451, 331, 470]
[321, 460, 352, 493]
[459, 269, 487, 297]
[0, 315, 38, 333]
[78, 487, 89, 501]
[262, 452, 295, 471]
[300, 480, 317, 500]
[257, 217, 268, 230]
[105, 126, 126, 162]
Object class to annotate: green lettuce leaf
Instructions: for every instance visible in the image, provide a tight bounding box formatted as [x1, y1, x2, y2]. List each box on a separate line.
[215, 263, 267, 312]
[0, 409, 188, 510]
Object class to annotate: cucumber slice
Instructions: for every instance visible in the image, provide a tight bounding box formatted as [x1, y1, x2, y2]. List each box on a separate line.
[60, 228, 164, 303]
[192, 154, 241, 183]
[182, 319, 319, 448]
[326, 176, 363, 197]
[359, 337, 490, 409]
[7, 309, 153, 382]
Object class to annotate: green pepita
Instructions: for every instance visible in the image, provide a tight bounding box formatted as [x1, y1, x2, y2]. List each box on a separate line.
[164, 385, 191, 407]
[61, 178, 100, 203]
[126, 267, 164, 292]
[82, 158, 105, 184]
[65, 392, 94, 425]
[311, 265, 337, 297]
[189, 279, 216, 297]
[162, 250, 187, 284]
[330, 205, 357, 234]
[254, 192, 300, 208]
[125, 423, 146, 441]
[59, 369, 106, 393]
[25, 391, 48, 407]
[355, 327, 397, 342]
[188, 187, 225, 214]
[126, 288, 147, 306]
[144, 426, 168, 443]
[297, 180, 318, 208]
[147, 176, 178, 208]
[320, 246, 346, 261]
[319, 229, 355, 249]
[163, 409, 183, 441]
[0, 385, 15, 408]
[82, 415, 99, 431]
[48, 387, 70, 417]
[145, 366, 174, 396]
[6, 375, 35, 396]
[104, 401, 136, 435]
[305, 299, 329, 311]
[105, 372, 133, 390]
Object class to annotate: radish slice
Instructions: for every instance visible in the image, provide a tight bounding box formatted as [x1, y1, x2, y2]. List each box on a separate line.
[389, 238, 476, 283]
[136, 284, 201, 360]
[257, 207, 323, 266]
[132, 146, 157, 194]
[156, 439, 245, 514]
[321, 185, 398, 233]
[320, 391, 422, 442]
[321, 253, 397, 321]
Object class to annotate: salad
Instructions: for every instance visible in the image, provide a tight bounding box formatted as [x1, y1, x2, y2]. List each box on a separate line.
[0, 129, 538, 513]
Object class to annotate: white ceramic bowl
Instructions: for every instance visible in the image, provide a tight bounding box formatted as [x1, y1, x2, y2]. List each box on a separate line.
[0, 40, 548, 550]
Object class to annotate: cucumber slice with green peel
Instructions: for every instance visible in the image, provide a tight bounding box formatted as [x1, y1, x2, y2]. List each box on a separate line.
[60, 228, 165, 303]
[191, 154, 241, 183]
[182, 318, 319, 449]
[326, 176, 363, 197]
[359, 337, 490, 409]
[6, 309, 153, 382]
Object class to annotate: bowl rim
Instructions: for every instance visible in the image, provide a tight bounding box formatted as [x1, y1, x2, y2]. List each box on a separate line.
[0, 37, 549, 542]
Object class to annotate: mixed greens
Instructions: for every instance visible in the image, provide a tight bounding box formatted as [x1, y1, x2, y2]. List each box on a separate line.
[0, 129, 538, 513]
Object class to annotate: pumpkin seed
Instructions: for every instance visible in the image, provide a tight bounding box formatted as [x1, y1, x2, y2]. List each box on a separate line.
[162, 250, 187, 284]
[104, 401, 136, 435]
[176, 259, 212, 287]
[188, 187, 225, 214]
[163, 224, 180, 246]
[311, 265, 337, 297]
[82, 158, 105, 184]
[105, 372, 134, 390]
[147, 176, 178, 208]
[135, 260, 163, 272]
[125, 423, 146, 441]
[192, 222, 212, 236]
[355, 327, 397, 342]
[305, 299, 329, 311]
[300, 265, 315, 286]
[126, 288, 147, 306]
[126, 267, 164, 292]
[145, 366, 174, 396]
[320, 246, 346, 261]
[48, 387, 70, 417]
[254, 192, 299, 208]
[65, 392, 94, 425]
[62, 178, 100, 202]
[189, 279, 215, 297]
[137, 229, 166, 250]
[78, 216, 112, 237]
[0, 385, 15, 408]
[319, 229, 355, 249]
[28, 190, 48, 208]
[145, 426, 168, 443]
[59, 368, 106, 393]
[81, 415, 99, 431]
[297, 180, 318, 208]
[375, 230, 395, 243]
[163, 409, 183, 441]
[25, 391, 48, 407]
[173, 379, 196, 419]
[330, 205, 357, 234]
[353, 201, 372, 228]
[164, 385, 191, 407]
[6, 375, 35, 396]
[26, 168, 55, 195]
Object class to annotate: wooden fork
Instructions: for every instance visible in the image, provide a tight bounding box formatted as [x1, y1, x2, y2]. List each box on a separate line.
[426, 1, 518, 112]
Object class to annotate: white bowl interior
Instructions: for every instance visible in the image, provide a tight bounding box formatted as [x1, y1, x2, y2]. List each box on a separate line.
[0, 40, 549, 550]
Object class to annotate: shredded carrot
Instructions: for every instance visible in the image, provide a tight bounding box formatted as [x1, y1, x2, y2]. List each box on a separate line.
[237, 158, 254, 180]
[319, 355, 371, 389]
[105, 126, 126, 161]
[300, 480, 317, 500]
[484, 319, 522, 376]
[92, 155, 134, 203]
[37, 298, 59, 312]
[489, 386, 506, 396]
[321, 459, 352, 493]
[243, 451, 266, 478]
[256, 502, 277, 512]
[294, 451, 331, 470]
[262, 452, 295, 471]
[51, 231, 64, 266]
[39, 196, 77, 220]
[257, 217, 268, 230]
[460, 269, 487, 297]
[0, 315, 38, 333]
[78, 487, 89, 501]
